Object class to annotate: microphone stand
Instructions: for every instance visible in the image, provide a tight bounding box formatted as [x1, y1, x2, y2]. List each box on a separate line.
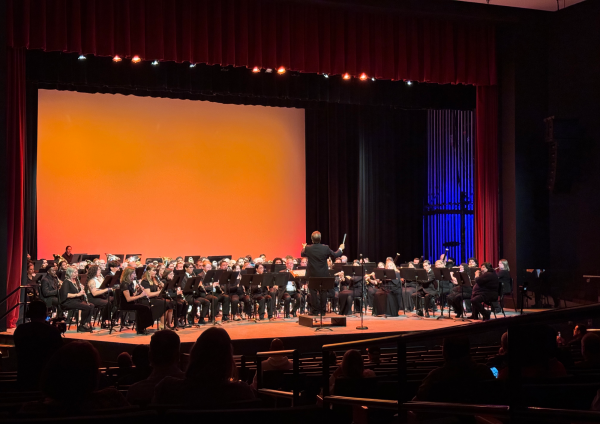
[356, 254, 368, 330]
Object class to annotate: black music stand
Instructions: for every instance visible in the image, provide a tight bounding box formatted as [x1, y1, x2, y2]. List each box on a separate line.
[434, 267, 453, 320]
[400, 268, 422, 319]
[453, 272, 472, 322]
[241, 274, 258, 323]
[202, 270, 222, 325]
[374, 268, 406, 316]
[308, 277, 335, 331]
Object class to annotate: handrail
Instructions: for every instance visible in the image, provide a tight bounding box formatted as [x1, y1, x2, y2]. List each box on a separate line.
[0, 285, 26, 305]
[404, 401, 509, 416]
[0, 285, 31, 323]
[258, 388, 294, 399]
[254, 349, 299, 406]
[325, 396, 398, 410]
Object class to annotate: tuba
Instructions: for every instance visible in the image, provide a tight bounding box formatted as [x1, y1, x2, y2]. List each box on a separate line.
[53, 254, 67, 264]
[106, 253, 120, 262]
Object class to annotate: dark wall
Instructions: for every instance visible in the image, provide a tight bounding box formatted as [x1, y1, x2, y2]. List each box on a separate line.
[547, 1, 600, 295]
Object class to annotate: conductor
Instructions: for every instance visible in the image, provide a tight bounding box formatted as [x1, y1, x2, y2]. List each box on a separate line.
[301, 231, 345, 315]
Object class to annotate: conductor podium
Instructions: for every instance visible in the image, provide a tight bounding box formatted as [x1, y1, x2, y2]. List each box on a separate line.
[298, 277, 346, 330]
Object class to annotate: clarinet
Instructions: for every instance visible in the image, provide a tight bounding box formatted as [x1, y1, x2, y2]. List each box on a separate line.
[75, 276, 88, 303]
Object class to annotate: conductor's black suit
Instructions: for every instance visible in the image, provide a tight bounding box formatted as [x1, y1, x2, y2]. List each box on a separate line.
[301, 243, 342, 314]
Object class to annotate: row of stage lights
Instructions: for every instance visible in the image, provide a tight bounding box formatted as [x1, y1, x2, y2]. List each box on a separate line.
[77, 54, 413, 85]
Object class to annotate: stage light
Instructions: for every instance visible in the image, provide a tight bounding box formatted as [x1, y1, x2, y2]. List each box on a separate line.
[371, 77, 376, 81]
[78, 55, 86, 60]
[277, 66, 286, 74]
[406, 80, 412, 86]
[323, 73, 329, 78]
[112, 55, 122, 62]
[342, 73, 351, 80]
[252, 67, 261, 73]
[265, 68, 273, 73]
[151, 60, 159, 66]
[359, 73, 368, 81]
[131, 55, 142, 63]
[189, 63, 196, 68]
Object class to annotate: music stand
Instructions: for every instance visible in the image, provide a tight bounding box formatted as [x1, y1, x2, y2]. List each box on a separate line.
[145, 257, 161, 264]
[241, 274, 261, 323]
[185, 255, 201, 264]
[434, 267, 453, 319]
[202, 270, 221, 325]
[243, 268, 257, 275]
[308, 277, 335, 331]
[81, 254, 100, 262]
[453, 272, 472, 321]
[273, 264, 287, 273]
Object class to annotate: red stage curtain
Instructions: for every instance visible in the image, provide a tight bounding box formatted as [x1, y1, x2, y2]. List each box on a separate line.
[7, 0, 496, 86]
[475, 85, 499, 263]
[6, 48, 26, 328]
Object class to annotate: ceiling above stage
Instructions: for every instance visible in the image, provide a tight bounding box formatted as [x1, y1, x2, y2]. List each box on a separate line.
[455, 0, 586, 11]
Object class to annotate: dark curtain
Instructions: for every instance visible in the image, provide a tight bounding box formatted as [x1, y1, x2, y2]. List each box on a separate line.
[24, 82, 37, 260]
[8, 0, 496, 86]
[27, 51, 476, 111]
[306, 105, 427, 261]
[5, 48, 26, 329]
[475, 85, 499, 263]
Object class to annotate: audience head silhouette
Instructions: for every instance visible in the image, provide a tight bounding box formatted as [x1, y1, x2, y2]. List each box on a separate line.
[41, 341, 100, 402]
[443, 336, 470, 361]
[341, 349, 365, 379]
[270, 338, 285, 351]
[186, 327, 234, 383]
[150, 330, 181, 367]
[26, 300, 47, 322]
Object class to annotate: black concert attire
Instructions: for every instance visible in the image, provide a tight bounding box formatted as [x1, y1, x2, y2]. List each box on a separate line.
[62, 252, 74, 264]
[59, 279, 93, 326]
[446, 267, 475, 317]
[470, 271, 500, 320]
[301, 243, 343, 314]
[163, 277, 187, 325]
[203, 277, 231, 322]
[374, 271, 403, 317]
[140, 279, 172, 321]
[229, 274, 250, 317]
[327, 272, 340, 313]
[87, 277, 111, 321]
[182, 272, 209, 325]
[119, 281, 153, 334]
[366, 277, 378, 309]
[280, 270, 301, 318]
[40, 273, 60, 309]
[411, 269, 438, 315]
[402, 274, 418, 312]
[497, 269, 512, 295]
[250, 277, 273, 319]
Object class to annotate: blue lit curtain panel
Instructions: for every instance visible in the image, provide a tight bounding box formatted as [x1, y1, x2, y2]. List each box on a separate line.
[424, 110, 474, 265]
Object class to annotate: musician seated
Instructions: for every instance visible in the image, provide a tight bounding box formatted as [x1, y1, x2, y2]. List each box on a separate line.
[86, 265, 111, 327]
[411, 260, 437, 318]
[153, 328, 256, 406]
[162, 268, 188, 327]
[181, 263, 208, 326]
[229, 264, 250, 321]
[202, 260, 231, 323]
[141, 268, 173, 330]
[59, 268, 94, 332]
[253, 264, 274, 320]
[469, 262, 499, 321]
[40, 262, 60, 310]
[280, 259, 301, 318]
[446, 263, 471, 318]
[119, 268, 153, 335]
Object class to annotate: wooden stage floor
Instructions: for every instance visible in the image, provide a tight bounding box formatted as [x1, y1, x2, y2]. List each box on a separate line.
[2, 309, 533, 360]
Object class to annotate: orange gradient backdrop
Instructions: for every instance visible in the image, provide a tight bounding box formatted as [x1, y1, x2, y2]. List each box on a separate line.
[37, 90, 306, 261]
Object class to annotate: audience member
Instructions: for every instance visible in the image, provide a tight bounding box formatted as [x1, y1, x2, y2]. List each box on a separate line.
[127, 330, 184, 406]
[13, 300, 63, 390]
[153, 327, 256, 406]
[568, 323, 588, 347]
[498, 325, 567, 380]
[574, 333, 600, 369]
[116, 351, 133, 379]
[329, 349, 376, 395]
[20, 341, 128, 415]
[118, 344, 152, 385]
[415, 336, 494, 402]
[486, 331, 509, 371]
[367, 346, 382, 366]
[252, 338, 293, 388]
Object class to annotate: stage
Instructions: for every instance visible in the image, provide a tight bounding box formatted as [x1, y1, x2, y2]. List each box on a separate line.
[1, 310, 531, 364]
